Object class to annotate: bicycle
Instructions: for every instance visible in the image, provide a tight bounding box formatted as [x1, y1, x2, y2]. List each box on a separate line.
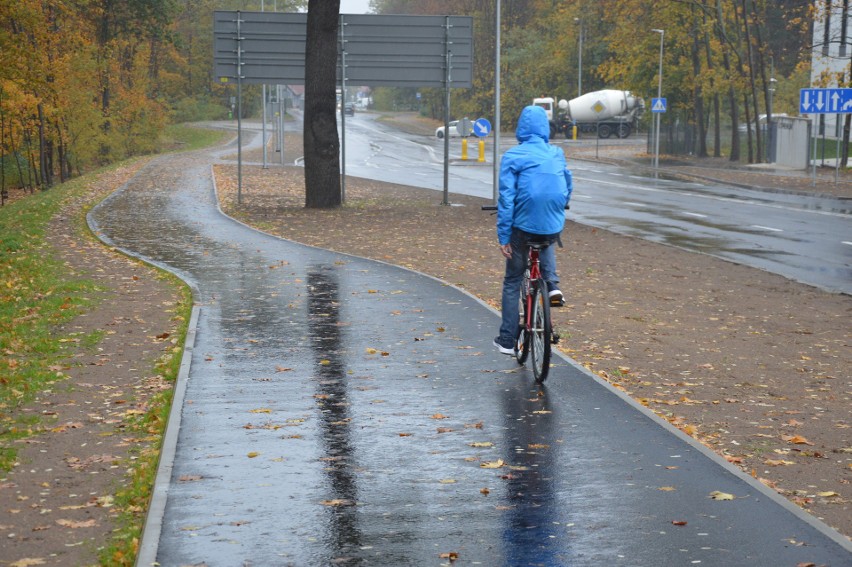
[483, 205, 565, 383]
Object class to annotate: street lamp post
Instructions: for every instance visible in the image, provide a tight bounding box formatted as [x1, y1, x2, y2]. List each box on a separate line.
[652, 28, 664, 173]
[575, 18, 583, 97]
[768, 56, 777, 163]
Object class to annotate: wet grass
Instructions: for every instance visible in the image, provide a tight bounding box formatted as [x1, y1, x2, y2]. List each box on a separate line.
[161, 123, 231, 153]
[0, 177, 100, 471]
[0, 123, 213, 563]
[99, 279, 191, 567]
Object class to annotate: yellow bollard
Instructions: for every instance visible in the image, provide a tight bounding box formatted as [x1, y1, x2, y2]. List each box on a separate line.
[461, 138, 468, 161]
[573, 125, 578, 140]
[478, 139, 486, 162]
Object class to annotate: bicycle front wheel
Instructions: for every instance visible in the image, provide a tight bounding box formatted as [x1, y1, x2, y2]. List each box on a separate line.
[530, 279, 552, 383]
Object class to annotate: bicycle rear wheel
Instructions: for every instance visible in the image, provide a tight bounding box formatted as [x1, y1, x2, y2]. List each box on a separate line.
[530, 279, 551, 383]
[515, 287, 529, 364]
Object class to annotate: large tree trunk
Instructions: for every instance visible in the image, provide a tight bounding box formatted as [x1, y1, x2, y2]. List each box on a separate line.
[304, 0, 341, 209]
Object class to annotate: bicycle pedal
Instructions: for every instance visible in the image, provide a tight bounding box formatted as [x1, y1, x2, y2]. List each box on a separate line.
[550, 297, 565, 307]
[551, 332, 560, 345]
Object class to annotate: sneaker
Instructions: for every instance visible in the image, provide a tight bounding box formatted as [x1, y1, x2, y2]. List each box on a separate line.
[493, 337, 514, 355]
[549, 288, 564, 307]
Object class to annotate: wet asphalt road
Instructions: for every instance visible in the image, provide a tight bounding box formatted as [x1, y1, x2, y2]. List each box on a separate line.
[88, 136, 850, 566]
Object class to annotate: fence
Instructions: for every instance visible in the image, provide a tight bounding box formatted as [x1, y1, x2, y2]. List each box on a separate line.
[647, 112, 813, 169]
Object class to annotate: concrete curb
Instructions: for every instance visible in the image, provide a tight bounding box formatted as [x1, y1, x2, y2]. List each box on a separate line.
[135, 305, 199, 567]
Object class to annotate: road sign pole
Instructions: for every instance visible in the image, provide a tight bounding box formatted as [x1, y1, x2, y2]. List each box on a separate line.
[236, 11, 243, 204]
[442, 16, 451, 206]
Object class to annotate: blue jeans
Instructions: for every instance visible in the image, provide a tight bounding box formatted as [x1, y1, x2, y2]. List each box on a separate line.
[498, 229, 559, 346]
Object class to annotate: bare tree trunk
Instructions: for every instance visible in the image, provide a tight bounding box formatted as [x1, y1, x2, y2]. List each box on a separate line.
[702, 0, 721, 157]
[304, 0, 341, 209]
[716, 0, 740, 161]
[740, 0, 761, 163]
[691, 6, 708, 158]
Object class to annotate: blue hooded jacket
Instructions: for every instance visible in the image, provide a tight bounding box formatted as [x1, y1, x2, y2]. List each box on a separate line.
[497, 105, 572, 245]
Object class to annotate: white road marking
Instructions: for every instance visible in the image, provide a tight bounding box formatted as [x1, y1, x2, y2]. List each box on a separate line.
[684, 212, 708, 218]
[841, 241, 852, 246]
[572, 174, 849, 218]
[751, 225, 783, 232]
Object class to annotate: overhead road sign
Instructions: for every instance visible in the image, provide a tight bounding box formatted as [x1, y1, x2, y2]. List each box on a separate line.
[213, 11, 473, 88]
[651, 97, 667, 113]
[799, 88, 852, 114]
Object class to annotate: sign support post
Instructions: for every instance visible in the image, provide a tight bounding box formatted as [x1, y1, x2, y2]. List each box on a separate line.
[443, 16, 452, 206]
[236, 11, 243, 203]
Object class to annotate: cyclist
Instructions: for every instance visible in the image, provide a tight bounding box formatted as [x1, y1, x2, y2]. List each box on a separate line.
[493, 105, 572, 355]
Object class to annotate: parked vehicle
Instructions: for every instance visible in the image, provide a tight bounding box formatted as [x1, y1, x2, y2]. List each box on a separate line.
[738, 113, 788, 133]
[534, 90, 645, 139]
[436, 120, 472, 139]
[344, 103, 355, 116]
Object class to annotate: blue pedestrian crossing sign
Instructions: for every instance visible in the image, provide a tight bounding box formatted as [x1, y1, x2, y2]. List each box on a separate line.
[473, 118, 492, 137]
[651, 97, 667, 113]
[799, 88, 852, 114]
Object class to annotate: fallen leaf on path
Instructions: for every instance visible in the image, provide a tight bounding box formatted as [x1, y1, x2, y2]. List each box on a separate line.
[709, 491, 735, 501]
[10, 559, 46, 567]
[480, 459, 504, 469]
[782, 435, 814, 445]
[56, 519, 97, 528]
[764, 459, 795, 466]
[321, 499, 355, 507]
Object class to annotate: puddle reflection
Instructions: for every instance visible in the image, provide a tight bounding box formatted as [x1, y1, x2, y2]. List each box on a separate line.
[308, 266, 363, 563]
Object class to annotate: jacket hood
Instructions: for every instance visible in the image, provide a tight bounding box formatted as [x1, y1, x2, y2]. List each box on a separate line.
[516, 105, 550, 143]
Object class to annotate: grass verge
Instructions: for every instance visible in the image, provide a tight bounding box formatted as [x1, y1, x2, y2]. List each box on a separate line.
[1, 123, 215, 564]
[99, 277, 191, 566]
[0, 178, 101, 469]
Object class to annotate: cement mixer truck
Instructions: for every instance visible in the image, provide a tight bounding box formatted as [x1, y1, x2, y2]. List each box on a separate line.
[533, 90, 645, 139]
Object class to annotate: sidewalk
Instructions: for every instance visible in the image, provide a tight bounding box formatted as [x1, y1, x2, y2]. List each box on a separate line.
[86, 139, 851, 566]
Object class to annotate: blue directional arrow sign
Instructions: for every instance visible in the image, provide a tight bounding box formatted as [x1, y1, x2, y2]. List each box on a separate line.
[651, 97, 667, 113]
[473, 117, 492, 137]
[800, 88, 852, 114]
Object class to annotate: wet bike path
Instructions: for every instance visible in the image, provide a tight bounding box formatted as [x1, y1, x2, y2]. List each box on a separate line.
[88, 136, 850, 566]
